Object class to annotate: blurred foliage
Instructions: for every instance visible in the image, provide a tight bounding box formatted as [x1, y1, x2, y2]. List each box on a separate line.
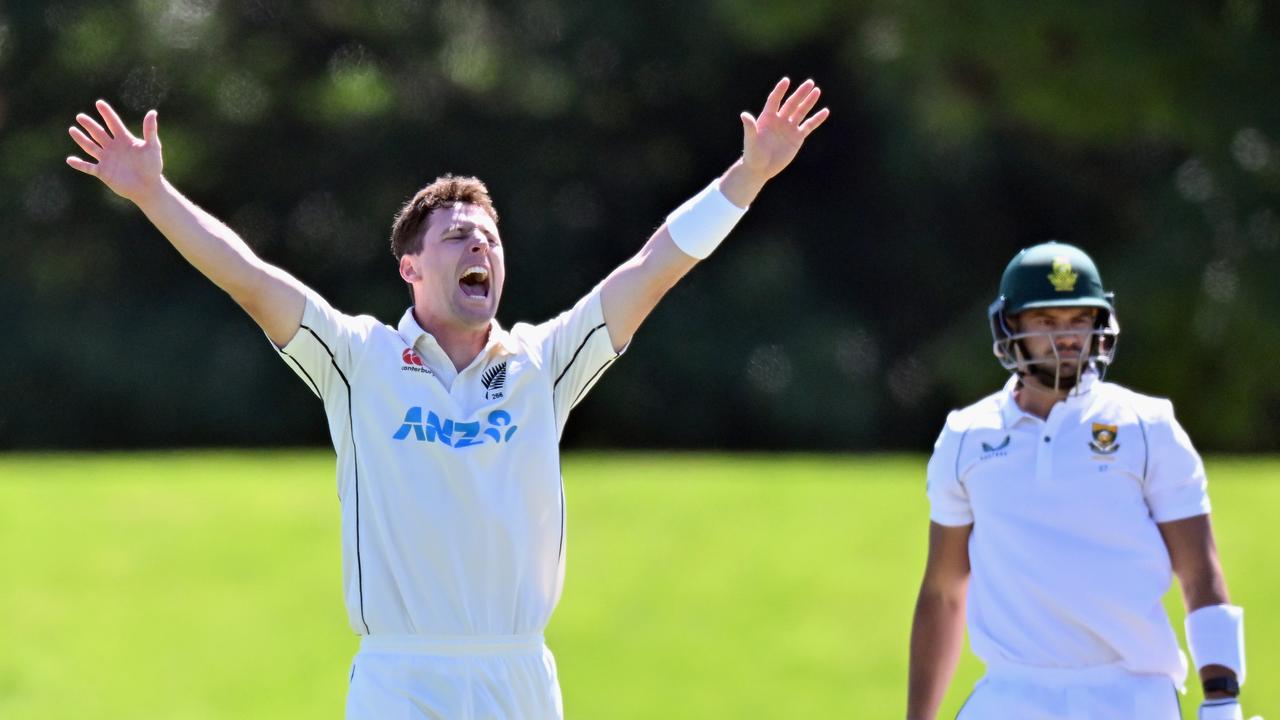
[3, 0, 1280, 451]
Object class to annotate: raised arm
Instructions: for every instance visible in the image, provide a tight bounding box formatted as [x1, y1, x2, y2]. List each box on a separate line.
[66, 100, 306, 347]
[907, 522, 972, 720]
[598, 77, 830, 352]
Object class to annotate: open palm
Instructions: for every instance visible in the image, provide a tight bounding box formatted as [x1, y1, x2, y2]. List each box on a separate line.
[740, 78, 829, 182]
[66, 100, 163, 202]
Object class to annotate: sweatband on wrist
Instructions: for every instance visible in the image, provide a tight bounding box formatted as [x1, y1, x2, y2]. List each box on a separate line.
[1198, 697, 1243, 720]
[1187, 604, 1246, 684]
[665, 179, 748, 260]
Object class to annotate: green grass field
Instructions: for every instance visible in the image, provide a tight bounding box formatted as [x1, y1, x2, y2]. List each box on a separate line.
[0, 452, 1275, 718]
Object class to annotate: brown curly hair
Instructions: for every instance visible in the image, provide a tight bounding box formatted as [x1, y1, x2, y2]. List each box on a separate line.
[389, 174, 499, 260]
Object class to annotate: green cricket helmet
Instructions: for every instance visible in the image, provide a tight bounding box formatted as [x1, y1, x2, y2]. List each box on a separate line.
[988, 241, 1119, 375]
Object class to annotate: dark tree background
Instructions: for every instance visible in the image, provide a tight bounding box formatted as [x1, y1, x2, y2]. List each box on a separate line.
[3, 0, 1279, 451]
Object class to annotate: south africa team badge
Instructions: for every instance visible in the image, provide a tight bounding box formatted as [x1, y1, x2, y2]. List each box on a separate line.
[1089, 423, 1120, 454]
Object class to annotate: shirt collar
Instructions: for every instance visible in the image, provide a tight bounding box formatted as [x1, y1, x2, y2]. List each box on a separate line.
[395, 308, 518, 359]
[998, 369, 1100, 428]
[998, 375, 1028, 428]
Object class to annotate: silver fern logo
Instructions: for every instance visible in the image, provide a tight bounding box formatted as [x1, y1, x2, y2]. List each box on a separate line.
[481, 361, 507, 400]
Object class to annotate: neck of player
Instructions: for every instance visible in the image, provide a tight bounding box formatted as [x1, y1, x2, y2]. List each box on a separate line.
[413, 306, 491, 372]
[1014, 375, 1069, 420]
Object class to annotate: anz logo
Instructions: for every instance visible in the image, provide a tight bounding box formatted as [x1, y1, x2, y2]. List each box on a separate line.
[393, 408, 518, 448]
[979, 435, 1010, 459]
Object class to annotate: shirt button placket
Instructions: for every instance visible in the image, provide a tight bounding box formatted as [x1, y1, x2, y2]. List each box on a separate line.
[1036, 406, 1064, 483]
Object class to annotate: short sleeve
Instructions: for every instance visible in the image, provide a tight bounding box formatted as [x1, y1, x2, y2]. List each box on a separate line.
[534, 284, 622, 434]
[1143, 400, 1212, 523]
[273, 290, 375, 402]
[926, 412, 974, 527]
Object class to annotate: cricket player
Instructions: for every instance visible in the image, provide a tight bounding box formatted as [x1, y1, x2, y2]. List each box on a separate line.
[65, 77, 828, 718]
[906, 242, 1253, 720]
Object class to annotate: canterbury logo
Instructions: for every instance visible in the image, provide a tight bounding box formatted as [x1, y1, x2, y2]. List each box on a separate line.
[481, 361, 507, 399]
[977, 435, 1008, 456]
[401, 348, 432, 375]
[981, 436, 1010, 452]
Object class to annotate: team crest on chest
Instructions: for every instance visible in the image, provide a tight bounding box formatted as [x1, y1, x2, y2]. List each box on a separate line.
[1089, 423, 1120, 454]
[481, 361, 507, 400]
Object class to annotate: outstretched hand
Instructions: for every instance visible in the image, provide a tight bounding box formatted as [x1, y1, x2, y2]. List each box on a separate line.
[739, 77, 829, 183]
[66, 100, 163, 203]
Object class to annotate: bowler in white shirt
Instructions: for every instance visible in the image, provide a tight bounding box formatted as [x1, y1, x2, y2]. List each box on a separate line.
[65, 78, 829, 719]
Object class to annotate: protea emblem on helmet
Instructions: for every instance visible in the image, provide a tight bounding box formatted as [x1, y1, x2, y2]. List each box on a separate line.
[1047, 257, 1078, 292]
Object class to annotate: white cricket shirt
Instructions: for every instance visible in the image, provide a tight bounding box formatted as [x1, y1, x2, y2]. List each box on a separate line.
[927, 372, 1211, 683]
[275, 285, 619, 636]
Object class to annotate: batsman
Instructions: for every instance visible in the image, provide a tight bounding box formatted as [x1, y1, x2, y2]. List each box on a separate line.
[907, 242, 1255, 720]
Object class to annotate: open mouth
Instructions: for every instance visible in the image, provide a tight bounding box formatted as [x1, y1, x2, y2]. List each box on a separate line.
[458, 265, 490, 299]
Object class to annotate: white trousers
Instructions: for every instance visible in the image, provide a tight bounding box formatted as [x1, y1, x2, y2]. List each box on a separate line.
[957, 662, 1181, 720]
[346, 634, 564, 720]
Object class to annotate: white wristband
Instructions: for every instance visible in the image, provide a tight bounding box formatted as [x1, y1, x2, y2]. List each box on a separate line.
[1187, 604, 1246, 684]
[1198, 698, 1243, 720]
[665, 179, 748, 260]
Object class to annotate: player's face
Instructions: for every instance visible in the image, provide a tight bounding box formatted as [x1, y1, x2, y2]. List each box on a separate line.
[1008, 307, 1098, 390]
[400, 202, 505, 331]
